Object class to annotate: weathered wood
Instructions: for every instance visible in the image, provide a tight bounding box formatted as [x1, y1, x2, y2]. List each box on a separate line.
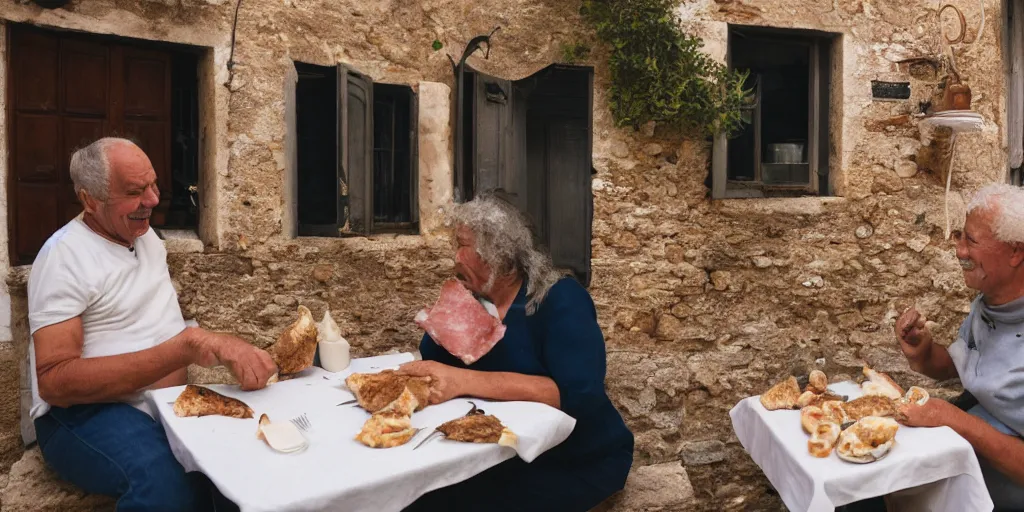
[1009, 0, 1024, 170]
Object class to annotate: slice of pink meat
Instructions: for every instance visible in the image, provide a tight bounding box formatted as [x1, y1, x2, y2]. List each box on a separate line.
[414, 279, 506, 365]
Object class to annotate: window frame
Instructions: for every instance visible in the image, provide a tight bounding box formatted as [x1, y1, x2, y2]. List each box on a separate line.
[712, 26, 834, 199]
[295, 63, 419, 237]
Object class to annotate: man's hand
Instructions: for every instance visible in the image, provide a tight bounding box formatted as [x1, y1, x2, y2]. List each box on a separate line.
[897, 398, 961, 428]
[896, 307, 933, 360]
[187, 328, 277, 391]
[397, 360, 466, 405]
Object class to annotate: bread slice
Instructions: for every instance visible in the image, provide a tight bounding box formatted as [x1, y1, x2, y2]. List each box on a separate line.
[843, 395, 896, 421]
[836, 416, 899, 463]
[173, 385, 254, 419]
[436, 413, 518, 448]
[861, 367, 904, 400]
[354, 387, 421, 448]
[760, 376, 801, 410]
[345, 370, 432, 412]
[808, 422, 842, 458]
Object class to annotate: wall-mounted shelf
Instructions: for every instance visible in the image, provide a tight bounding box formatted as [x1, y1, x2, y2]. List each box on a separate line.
[918, 110, 984, 145]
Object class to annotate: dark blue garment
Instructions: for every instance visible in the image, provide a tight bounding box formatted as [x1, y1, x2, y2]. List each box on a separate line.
[34, 403, 235, 512]
[411, 277, 634, 511]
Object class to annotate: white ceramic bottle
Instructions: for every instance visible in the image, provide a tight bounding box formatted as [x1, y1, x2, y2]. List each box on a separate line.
[317, 309, 350, 372]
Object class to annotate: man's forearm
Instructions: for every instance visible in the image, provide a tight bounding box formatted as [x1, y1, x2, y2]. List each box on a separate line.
[460, 370, 561, 409]
[38, 335, 194, 407]
[949, 409, 1024, 486]
[909, 343, 958, 381]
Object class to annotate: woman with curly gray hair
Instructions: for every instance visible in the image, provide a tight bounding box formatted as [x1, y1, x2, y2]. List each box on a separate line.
[401, 192, 633, 512]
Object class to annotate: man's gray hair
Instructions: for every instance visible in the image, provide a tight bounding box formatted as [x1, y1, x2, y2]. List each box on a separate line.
[447, 192, 571, 315]
[966, 183, 1024, 244]
[69, 137, 134, 201]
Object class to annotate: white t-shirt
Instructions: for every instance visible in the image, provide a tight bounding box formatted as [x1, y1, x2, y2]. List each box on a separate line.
[27, 217, 187, 419]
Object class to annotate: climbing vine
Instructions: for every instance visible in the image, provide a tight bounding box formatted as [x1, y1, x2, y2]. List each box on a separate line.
[580, 0, 752, 138]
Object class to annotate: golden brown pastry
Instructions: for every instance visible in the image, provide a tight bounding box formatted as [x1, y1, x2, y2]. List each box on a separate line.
[436, 414, 518, 447]
[355, 388, 421, 448]
[808, 422, 842, 458]
[806, 370, 829, 394]
[345, 370, 432, 412]
[798, 390, 846, 409]
[801, 401, 848, 434]
[760, 376, 801, 410]
[266, 305, 319, 376]
[836, 416, 899, 463]
[861, 367, 904, 400]
[843, 395, 896, 421]
[173, 385, 254, 419]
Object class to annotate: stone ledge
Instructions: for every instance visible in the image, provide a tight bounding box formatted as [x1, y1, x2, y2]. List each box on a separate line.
[0, 447, 114, 512]
[595, 461, 695, 512]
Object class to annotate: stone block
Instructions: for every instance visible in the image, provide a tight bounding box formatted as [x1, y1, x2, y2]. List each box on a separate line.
[682, 440, 726, 465]
[0, 448, 114, 512]
[601, 461, 694, 511]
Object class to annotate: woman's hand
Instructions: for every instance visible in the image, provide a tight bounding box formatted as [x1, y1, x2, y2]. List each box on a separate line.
[397, 360, 469, 405]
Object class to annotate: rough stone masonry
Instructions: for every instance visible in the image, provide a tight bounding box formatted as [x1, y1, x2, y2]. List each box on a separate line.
[0, 0, 1011, 510]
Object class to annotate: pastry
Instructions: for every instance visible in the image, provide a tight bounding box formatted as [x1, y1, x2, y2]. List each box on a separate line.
[173, 385, 254, 419]
[808, 422, 842, 458]
[760, 376, 801, 410]
[843, 395, 896, 421]
[836, 416, 899, 463]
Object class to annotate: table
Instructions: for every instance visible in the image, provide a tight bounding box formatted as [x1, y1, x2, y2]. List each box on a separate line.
[144, 353, 577, 512]
[730, 381, 993, 512]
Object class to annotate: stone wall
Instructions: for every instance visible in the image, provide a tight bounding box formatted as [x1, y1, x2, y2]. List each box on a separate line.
[0, 0, 1011, 510]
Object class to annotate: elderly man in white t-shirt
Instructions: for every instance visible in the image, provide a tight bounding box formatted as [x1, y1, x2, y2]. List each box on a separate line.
[28, 137, 277, 511]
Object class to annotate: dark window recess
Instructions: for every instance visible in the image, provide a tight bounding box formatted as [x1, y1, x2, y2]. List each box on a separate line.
[456, 64, 594, 286]
[295, 62, 338, 236]
[718, 26, 834, 198]
[372, 84, 415, 229]
[166, 52, 200, 229]
[295, 64, 417, 236]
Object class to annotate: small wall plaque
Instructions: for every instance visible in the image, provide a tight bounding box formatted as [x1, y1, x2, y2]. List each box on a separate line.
[871, 80, 911, 100]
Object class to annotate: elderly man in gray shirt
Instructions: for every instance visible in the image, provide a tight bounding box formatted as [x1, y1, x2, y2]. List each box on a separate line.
[896, 183, 1024, 511]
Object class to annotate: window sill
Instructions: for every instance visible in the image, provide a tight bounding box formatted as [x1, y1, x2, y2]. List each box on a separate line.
[714, 196, 847, 217]
[156, 229, 204, 254]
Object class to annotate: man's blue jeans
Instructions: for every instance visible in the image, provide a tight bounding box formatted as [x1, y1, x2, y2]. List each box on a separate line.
[34, 402, 222, 512]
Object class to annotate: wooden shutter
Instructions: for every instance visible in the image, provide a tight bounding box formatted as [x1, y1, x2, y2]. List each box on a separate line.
[470, 69, 514, 197]
[338, 65, 373, 234]
[545, 117, 593, 286]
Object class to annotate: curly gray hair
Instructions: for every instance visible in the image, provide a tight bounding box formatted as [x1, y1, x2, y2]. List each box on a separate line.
[966, 183, 1024, 244]
[447, 192, 570, 315]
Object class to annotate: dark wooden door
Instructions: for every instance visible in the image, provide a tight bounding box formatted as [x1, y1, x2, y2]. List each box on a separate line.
[8, 25, 171, 265]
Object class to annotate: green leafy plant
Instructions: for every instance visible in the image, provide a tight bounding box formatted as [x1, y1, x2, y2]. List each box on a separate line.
[560, 41, 592, 64]
[580, 0, 753, 138]
[432, 39, 444, 51]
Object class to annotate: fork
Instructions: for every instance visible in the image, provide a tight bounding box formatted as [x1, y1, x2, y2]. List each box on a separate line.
[290, 413, 312, 432]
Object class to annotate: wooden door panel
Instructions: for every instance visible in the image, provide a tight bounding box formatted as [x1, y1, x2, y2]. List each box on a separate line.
[12, 29, 59, 112]
[14, 113, 61, 182]
[63, 184, 82, 224]
[15, 184, 61, 263]
[123, 50, 169, 119]
[63, 118, 106, 169]
[62, 40, 109, 116]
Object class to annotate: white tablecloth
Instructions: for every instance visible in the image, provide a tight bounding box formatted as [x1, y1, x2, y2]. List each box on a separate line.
[730, 381, 993, 512]
[144, 353, 577, 512]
